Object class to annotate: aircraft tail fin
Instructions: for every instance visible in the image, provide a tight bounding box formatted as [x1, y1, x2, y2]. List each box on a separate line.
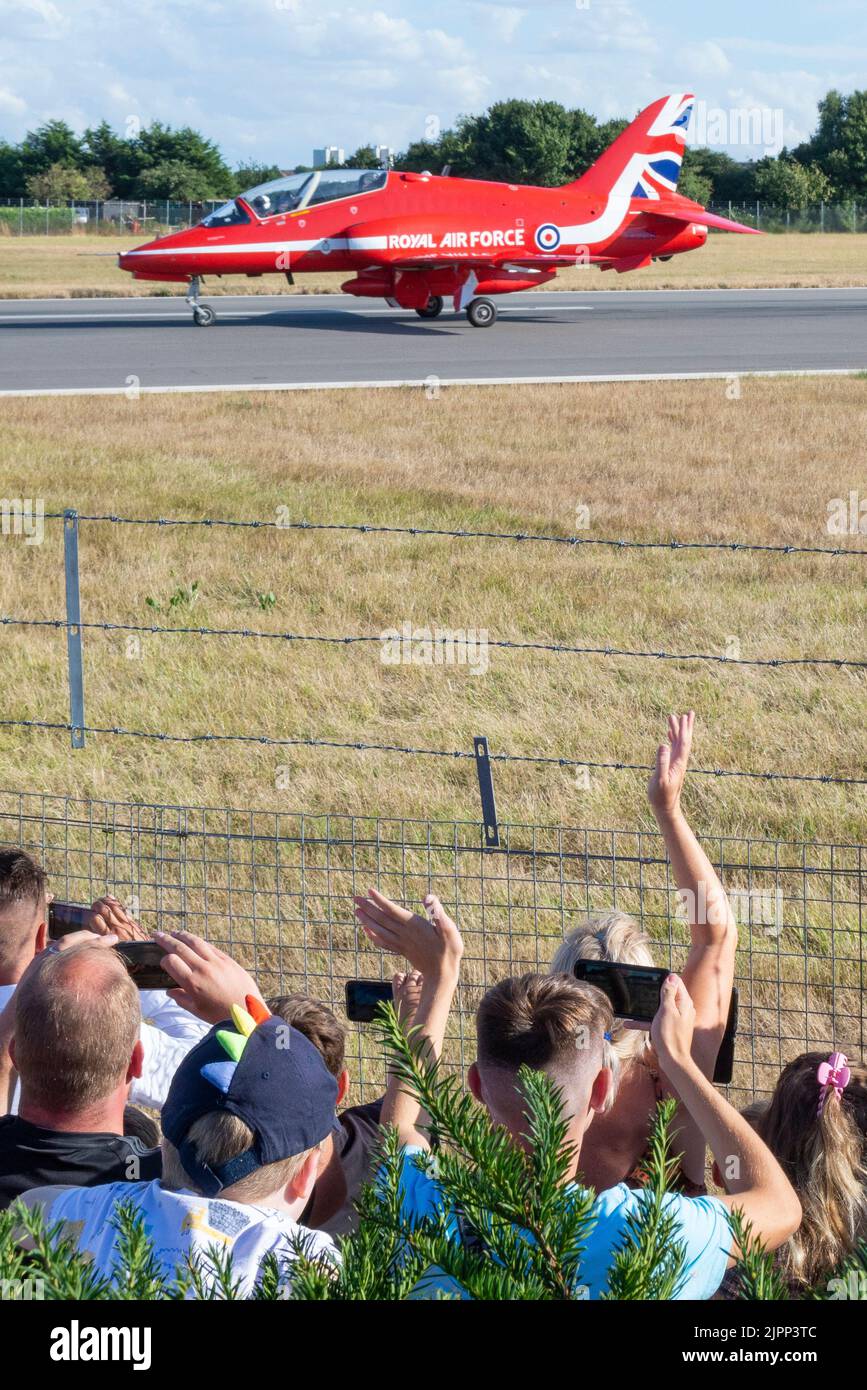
[568, 93, 694, 201]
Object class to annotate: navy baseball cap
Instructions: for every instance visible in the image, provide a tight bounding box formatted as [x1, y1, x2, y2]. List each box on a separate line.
[162, 1002, 338, 1197]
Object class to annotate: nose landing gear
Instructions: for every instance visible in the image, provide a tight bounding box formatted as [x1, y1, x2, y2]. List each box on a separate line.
[187, 276, 216, 326]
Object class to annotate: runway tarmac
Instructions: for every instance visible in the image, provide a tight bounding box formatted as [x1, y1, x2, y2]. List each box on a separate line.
[0, 287, 865, 395]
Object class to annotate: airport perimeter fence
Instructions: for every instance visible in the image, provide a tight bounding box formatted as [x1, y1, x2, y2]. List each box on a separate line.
[1, 197, 866, 236]
[0, 197, 224, 236]
[1, 508, 865, 1102]
[0, 786, 863, 1106]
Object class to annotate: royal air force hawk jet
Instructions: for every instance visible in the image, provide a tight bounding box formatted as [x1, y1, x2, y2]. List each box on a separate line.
[118, 94, 758, 328]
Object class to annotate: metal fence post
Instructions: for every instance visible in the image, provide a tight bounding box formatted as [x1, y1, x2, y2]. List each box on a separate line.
[473, 736, 499, 848]
[63, 510, 86, 749]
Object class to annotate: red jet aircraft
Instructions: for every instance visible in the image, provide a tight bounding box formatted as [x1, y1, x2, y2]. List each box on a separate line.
[119, 93, 758, 327]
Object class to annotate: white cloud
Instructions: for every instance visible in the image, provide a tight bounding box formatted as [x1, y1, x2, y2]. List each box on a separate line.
[0, 0, 861, 168]
[677, 40, 732, 78]
[0, 87, 27, 115]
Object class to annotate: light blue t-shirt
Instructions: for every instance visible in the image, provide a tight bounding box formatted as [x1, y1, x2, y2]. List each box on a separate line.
[394, 1146, 732, 1300]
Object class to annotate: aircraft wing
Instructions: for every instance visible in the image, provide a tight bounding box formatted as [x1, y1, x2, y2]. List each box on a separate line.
[637, 202, 761, 235]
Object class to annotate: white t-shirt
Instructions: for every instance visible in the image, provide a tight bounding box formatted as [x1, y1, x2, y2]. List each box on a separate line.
[21, 1178, 339, 1296]
[0, 983, 208, 1113]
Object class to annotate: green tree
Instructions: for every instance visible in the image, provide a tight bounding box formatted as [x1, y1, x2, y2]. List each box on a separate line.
[0, 139, 25, 195]
[754, 156, 833, 209]
[678, 165, 713, 205]
[17, 120, 85, 183]
[681, 147, 759, 206]
[82, 166, 112, 200]
[794, 89, 867, 198]
[82, 120, 134, 193]
[233, 163, 283, 192]
[347, 144, 382, 169]
[138, 160, 223, 201]
[460, 99, 576, 185]
[25, 162, 92, 201]
[134, 123, 234, 197]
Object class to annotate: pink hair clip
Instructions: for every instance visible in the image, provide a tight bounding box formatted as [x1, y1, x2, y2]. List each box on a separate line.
[817, 1052, 851, 1115]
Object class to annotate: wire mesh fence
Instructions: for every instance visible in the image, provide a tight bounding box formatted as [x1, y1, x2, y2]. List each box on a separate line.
[1, 787, 862, 1108]
[0, 198, 223, 237]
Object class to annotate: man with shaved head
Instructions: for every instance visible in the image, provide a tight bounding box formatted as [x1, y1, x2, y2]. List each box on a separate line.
[0, 941, 161, 1207]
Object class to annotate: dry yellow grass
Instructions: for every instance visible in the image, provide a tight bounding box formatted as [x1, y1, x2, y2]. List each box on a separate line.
[1, 378, 863, 1097]
[0, 378, 864, 848]
[1, 231, 865, 299]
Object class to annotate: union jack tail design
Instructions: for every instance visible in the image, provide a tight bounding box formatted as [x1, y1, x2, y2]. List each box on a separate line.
[567, 93, 694, 201]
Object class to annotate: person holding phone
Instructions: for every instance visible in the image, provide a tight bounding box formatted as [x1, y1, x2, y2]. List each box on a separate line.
[354, 889, 800, 1300]
[0, 850, 210, 1118]
[548, 712, 738, 1194]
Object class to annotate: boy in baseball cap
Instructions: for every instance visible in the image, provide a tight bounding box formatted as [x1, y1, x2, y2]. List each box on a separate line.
[18, 998, 341, 1295]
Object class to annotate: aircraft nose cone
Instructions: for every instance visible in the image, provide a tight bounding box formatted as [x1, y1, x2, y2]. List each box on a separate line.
[118, 237, 162, 272]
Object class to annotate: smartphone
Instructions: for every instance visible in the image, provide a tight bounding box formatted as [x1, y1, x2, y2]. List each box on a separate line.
[572, 960, 670, 1023]
[712, 988, 739, 1086]
[48, 901, 92, 939]
[114, 940, 173, 991]
[345, 979, 393, 1023]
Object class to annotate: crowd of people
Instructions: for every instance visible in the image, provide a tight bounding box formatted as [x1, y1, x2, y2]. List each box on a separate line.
[0, 713, 864, 1299]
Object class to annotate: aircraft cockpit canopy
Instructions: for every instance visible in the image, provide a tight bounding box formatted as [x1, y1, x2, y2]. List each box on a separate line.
[201, 168, 388, 227]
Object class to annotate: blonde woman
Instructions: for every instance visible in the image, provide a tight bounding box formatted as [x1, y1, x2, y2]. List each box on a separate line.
[550, 712, 737, 1193]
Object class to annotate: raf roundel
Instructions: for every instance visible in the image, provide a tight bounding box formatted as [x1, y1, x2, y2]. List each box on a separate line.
[535, 223, 562, 252]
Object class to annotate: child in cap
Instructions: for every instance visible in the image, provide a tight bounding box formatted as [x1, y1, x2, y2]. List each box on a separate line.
[17, 998, 341, 1295]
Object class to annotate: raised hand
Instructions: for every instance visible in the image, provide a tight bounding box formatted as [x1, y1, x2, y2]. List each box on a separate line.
[648, 711, 695, 820]
[90, 895, 150, 941]
[353, 889, 463, 983]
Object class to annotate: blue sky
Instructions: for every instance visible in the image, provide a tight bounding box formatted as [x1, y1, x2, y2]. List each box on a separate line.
[2, 0, 865, 166]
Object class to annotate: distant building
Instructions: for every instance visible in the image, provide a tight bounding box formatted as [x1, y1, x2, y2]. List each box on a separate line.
[313, 146, 345, 168]
[376, 145, 394, 168]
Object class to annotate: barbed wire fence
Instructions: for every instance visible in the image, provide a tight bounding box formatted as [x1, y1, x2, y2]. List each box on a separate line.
[1, 508, 864, 786]
[1, 506, 865, 1098]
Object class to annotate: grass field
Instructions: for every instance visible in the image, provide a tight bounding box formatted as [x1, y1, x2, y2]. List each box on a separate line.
[1, 378, 864, 846]
[1, 231, 866, 299]
[2, 376, 864, 1096]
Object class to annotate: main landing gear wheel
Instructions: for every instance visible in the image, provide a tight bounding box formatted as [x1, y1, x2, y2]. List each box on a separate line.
[466, 296, 497, 328]
[415, 295, 444, 319]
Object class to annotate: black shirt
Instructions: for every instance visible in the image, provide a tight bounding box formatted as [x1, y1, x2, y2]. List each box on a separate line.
[0, 1115, 162, 1209]
[302, 1099, 384, 1238]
